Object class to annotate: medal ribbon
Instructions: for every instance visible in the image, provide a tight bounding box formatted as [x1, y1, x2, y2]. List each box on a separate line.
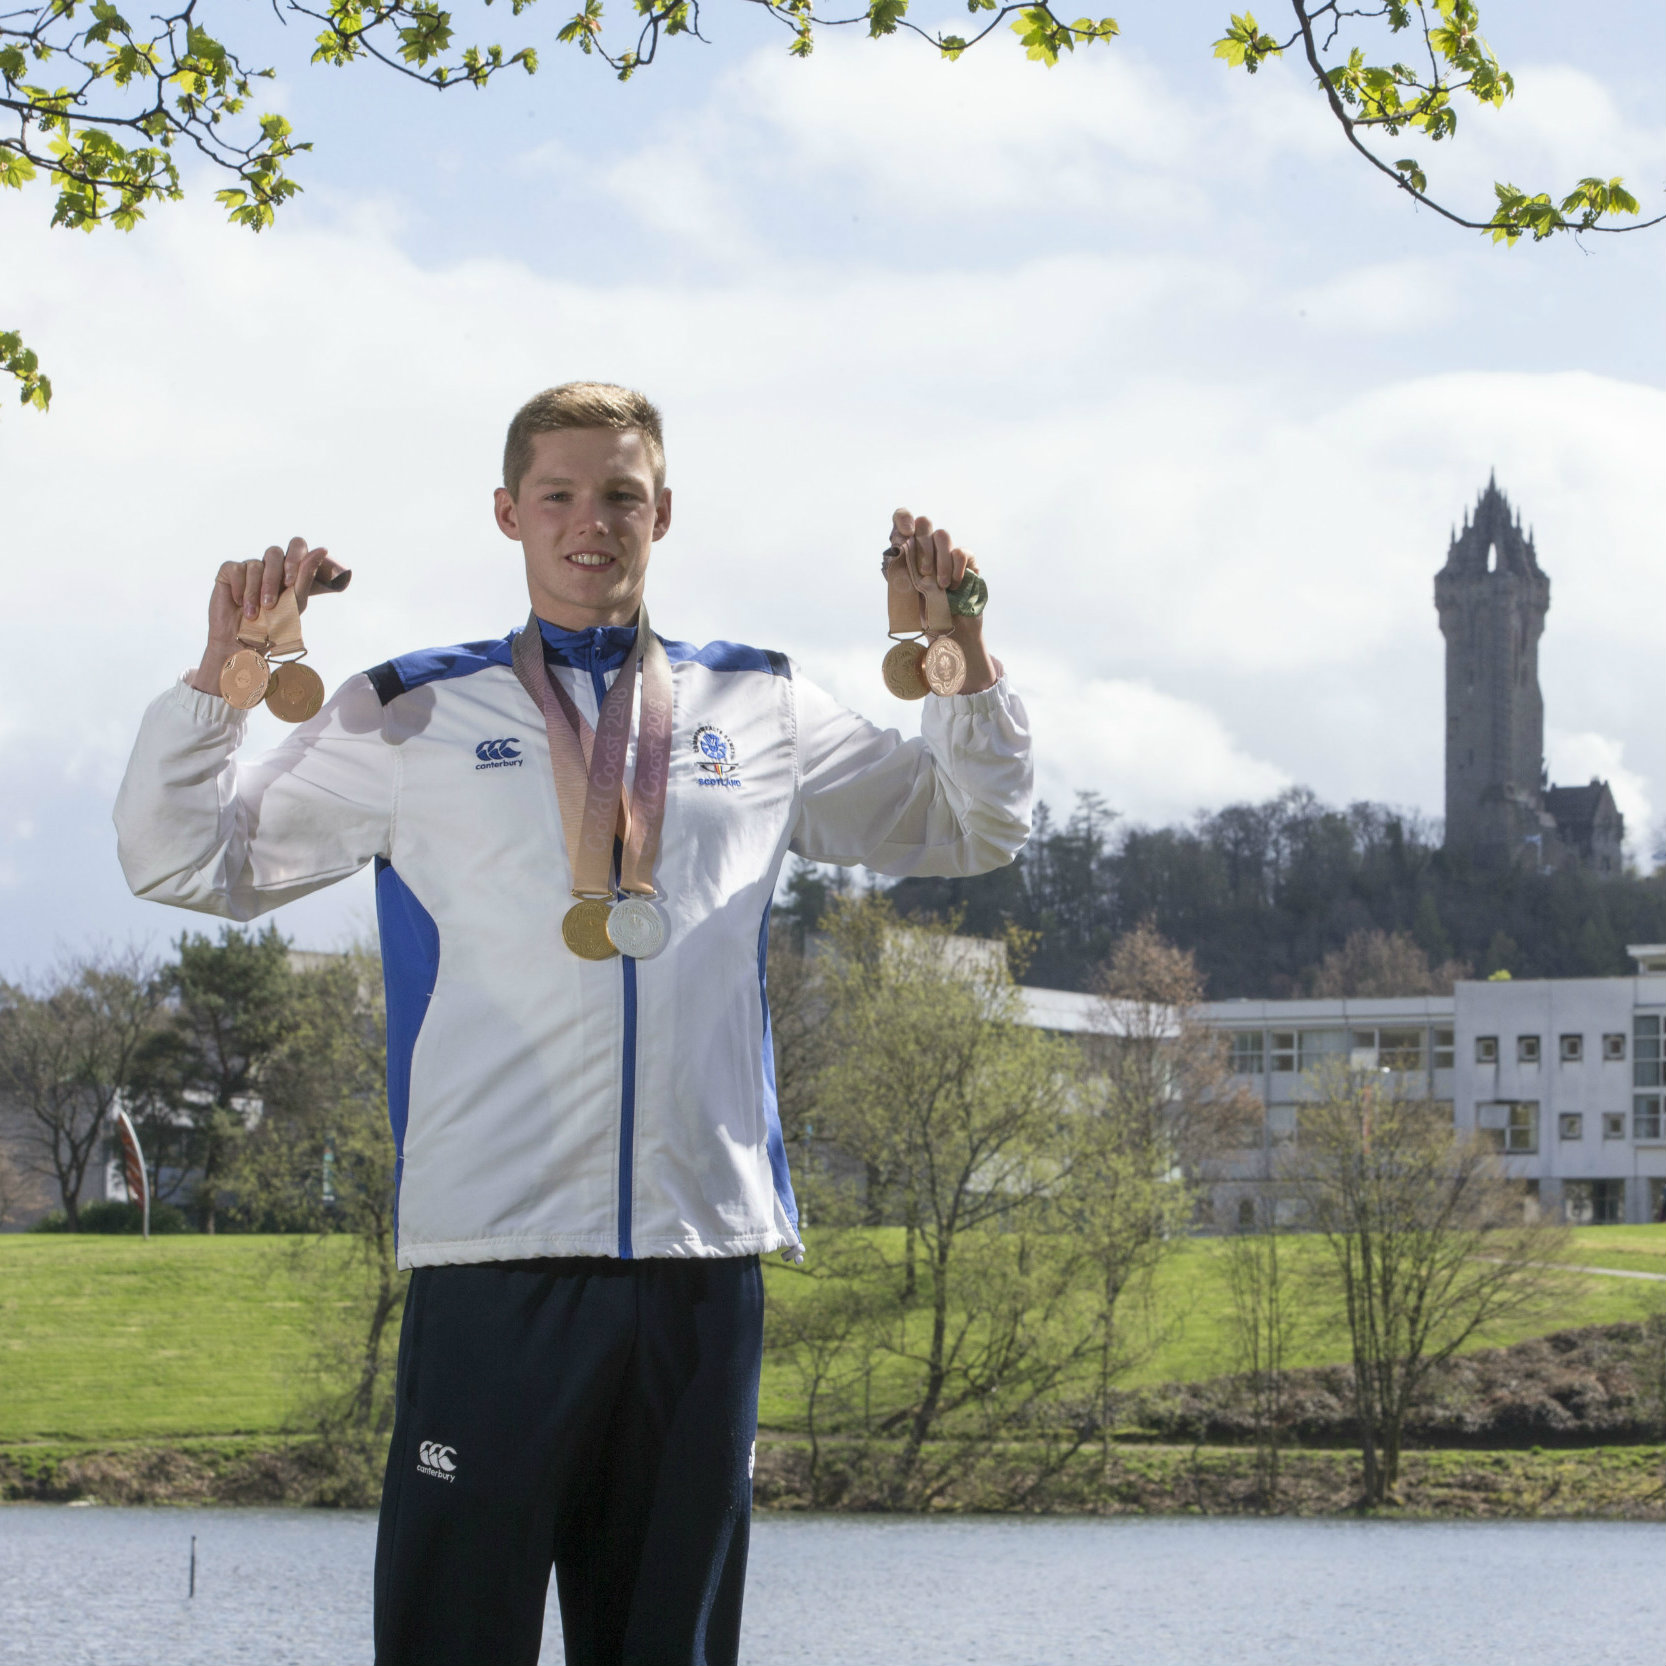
[511, 608, 674, 900]
[237, 588, 308, 659]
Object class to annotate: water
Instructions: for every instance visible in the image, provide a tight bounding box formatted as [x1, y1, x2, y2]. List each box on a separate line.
[1, 1507, 1661, 1665]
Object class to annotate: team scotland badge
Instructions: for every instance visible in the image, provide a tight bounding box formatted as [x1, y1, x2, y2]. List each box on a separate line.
[692, 724, 740, 788]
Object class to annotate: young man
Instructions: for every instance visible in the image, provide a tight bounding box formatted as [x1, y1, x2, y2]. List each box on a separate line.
[114, 383, 1032, 1666]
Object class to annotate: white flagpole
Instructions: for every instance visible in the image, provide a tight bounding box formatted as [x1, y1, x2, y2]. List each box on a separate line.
[112, 1106, 151, 1240]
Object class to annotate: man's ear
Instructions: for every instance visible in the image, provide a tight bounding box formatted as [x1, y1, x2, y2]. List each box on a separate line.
[493, 487, 521, 542]
[652, 487, 673, 542]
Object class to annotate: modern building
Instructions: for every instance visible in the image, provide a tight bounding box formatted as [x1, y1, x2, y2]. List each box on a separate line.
[1019, 945, 1666, 1228]
[1435, 477, 1624, 873]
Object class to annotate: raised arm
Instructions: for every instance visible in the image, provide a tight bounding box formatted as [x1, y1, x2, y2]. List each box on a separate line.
[788, 509, 1031, 877]
[115, 537, 392, 920]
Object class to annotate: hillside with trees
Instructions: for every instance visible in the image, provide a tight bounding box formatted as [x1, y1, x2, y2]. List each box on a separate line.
[828, 788, 1666, 998]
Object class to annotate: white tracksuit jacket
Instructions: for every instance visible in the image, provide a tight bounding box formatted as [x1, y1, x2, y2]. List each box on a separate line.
[114, 617, 1033, 1268]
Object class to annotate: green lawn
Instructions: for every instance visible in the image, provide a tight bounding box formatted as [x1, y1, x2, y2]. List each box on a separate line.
[3, 1227, 1662, 1444]
[0, 1235, 353, 1443]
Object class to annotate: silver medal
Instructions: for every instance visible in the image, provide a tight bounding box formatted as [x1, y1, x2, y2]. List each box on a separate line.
[606, 895, 668, 959]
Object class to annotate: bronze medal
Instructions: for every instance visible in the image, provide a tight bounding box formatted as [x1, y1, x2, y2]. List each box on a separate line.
[562, 899, 619, 961]
[265, 661, 325, 724]
[921, 635, 967, 697]
[220, 647, 271, 709]
[882, 640, 930, 701]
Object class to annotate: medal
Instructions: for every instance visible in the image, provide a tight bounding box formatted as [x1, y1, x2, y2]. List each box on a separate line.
[219, 586, 335, 723]
[606, 895, 668, 959]
[922, 635, 967, 697]
[512, 603, 676, 962]
[220, 647, 271, 709]
[562, 899, 619, 961]
[265, 660, 326, 723]
[882, 640, 929, 701]
[880, 539, 985, 699]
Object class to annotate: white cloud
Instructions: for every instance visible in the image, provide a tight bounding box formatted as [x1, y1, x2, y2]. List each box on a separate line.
[1008, 664, 1290, 824]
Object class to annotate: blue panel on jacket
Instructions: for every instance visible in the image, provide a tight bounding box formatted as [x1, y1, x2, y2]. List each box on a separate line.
[755, 905, 799, 1231]
[661, 639, 790, 677]
[366, 636, 514, 705]
[375, 858, 441, 1160]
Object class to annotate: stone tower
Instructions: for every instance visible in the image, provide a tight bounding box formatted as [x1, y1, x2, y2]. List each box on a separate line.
[1434, 477, 1624, 873]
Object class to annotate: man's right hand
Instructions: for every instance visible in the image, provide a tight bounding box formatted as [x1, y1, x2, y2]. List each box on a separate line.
[188, 537, 333, 697]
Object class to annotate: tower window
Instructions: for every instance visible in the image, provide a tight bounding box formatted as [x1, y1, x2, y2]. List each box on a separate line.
[1559, 1034, 1583, 1063]
[1486, 543, 1497, 572]
[1517, 1035, 1541, 1065]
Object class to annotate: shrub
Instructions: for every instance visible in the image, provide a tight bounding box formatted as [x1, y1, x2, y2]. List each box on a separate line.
[29, 1200, 192, 1234]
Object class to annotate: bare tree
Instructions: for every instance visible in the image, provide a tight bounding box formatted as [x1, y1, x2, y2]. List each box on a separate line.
[0, 1140, 49, 1226]
[1303, 929, 1469, 998]
[1288, 1064, 1570, 1506]
[0, 951, 164, 1228]
[812, 897, 1093, 1503]
[1222, 1205, 1298, 1509]
[1078, 924, 1260, 1460]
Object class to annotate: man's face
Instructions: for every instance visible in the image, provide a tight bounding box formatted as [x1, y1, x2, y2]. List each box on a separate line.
[494, 427, 671, 629]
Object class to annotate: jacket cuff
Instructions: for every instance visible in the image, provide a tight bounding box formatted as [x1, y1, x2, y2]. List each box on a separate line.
[164, 673, 251, 736]
[933, 671, 1013, 718]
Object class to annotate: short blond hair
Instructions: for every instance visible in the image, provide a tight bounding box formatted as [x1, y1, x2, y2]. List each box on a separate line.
[502, 382, 666, 499]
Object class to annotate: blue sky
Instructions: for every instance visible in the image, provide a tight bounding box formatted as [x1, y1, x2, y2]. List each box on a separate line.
[2, 0, 1662, 974]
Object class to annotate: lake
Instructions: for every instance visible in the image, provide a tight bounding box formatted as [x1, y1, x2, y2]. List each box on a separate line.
[1, 1507, 1661, 1665]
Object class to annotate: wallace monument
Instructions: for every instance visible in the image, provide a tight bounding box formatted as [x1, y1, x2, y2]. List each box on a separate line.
[1435, 477, 1624, 874]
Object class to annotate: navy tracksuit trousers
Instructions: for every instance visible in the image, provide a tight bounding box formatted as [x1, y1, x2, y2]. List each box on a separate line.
[373, 1255, 764, 1666]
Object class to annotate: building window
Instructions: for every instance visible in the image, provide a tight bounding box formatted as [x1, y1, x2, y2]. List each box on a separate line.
[1270, 1031, 1296, 1073]
[1236, 1197, 1256, 1231]
[1558, 1113, 1583, 1141]
[1517, 1035, 1541, 1065]
[1634, 1015, 1662, 1088]
[1592, 1179, 1625, 1224]
[1602, 1112, 1625, 1141]
[1477, 1100, 1538, 1154]
[1434, 1027, 1455, 1070]
[1635, 1096, 1663, 1142]
[1351, 1027, 1425, 1070]
[1559, 1034, 1583, 1063]
[1603, 1033, 1626, 1062]
[1476, 1035, 1499, 1064]
[1299, 1029, 1348, 1072]
[1228, 1032, 1265, 1075]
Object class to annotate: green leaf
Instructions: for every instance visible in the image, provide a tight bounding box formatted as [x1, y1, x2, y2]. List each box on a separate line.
[1213, 11, 1280, 73]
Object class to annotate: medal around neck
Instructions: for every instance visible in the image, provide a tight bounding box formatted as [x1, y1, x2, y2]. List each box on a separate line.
[562, 899, 619, 961]
[512, 604, 676, 963]
[607, 895, 668, 959]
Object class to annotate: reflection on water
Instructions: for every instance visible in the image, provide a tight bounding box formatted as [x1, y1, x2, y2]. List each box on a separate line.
[1, 1506, 1662, 1666]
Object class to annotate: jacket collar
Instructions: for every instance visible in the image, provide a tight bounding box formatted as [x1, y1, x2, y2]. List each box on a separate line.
[535, 616, 638, 673]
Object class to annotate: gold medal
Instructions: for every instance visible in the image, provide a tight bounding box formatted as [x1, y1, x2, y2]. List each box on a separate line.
[882, 640, 930, 701]
[562, 899, 619, 961]
[265, 661, 325, 724]
[220, 647, 271, 709]
[922, 635, 967, 697]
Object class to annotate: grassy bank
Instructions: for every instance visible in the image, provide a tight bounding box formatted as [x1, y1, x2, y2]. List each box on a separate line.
[2, 1228, 1662, 1443]
[2, 1435, 1659, 1520]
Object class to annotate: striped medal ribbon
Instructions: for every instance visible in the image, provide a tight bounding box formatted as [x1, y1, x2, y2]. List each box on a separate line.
[511, 606, 675, 961]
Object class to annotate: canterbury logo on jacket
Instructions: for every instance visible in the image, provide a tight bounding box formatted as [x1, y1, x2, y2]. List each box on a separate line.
[114, 618, 1033, 1268]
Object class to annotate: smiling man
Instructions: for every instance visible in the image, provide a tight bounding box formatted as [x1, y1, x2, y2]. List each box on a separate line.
[113, 382, 1032, 1666]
